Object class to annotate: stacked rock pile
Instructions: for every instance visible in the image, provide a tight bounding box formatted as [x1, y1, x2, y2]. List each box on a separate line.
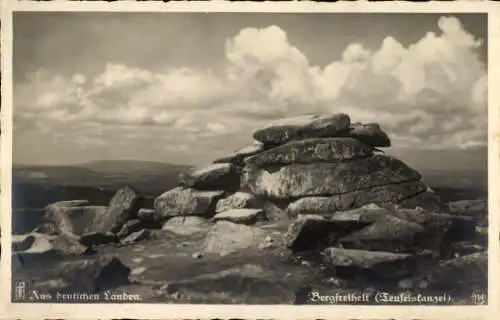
[151, 113, 482, 284]
[154, 113, 450, 224]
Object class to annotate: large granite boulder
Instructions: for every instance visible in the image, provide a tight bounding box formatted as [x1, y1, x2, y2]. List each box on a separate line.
[154, 187, 225, 220]
[253, 113, 351, 146]
[12, 232, 90, 256]
[97, 186, 140, 233]
[344, 123, 391, 147]
[242, 155, 420, 199]
[179, 163, 242, 192]
[43, 202, 109, 236]
[286, 181, 428, 216]
[244, 137, 374, 167]
[283, 215, 371, 252]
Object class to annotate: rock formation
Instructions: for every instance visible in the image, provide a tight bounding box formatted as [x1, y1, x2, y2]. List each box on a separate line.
[16, 113, 487, 304]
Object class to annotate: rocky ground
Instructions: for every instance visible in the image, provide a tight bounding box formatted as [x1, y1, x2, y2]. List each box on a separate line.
[11, 113, 488, 305]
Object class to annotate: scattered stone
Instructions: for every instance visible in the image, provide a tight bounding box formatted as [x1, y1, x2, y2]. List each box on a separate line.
[326, 277, 345, 287]
[338, 215, 425, 253]
[116, 219, 161, 239]
[345, 122, 391, 147]
[398, 191, 450, 213]
[423, 252, 487, 294]
[286, 181, 427, 216]
[242, 155, 420, 199]
[448, 199, 487, 217]
[418, 280, 429, 289]
[179, 163, 242, 192]
[262, 200, 289, 222]
[166, 264, 283, 300]
[259, 236, 276, 250]
[137, 208, 156, 221]
[449, 199, 487, 227]
[33, 221, 58, 235]
[283, 215, 370, 252]
[154, 187, 225, 220]
[213, 142, 265, 166]
[12, 234, 36, 252]
[398, 279, 413, 290]
[58, 256, 131, 291]
[79, 232, 115, 248]
[203, 221, 266, 256]
[52, 232, 91, 255]
[131, 266, 147, 276]
[253, 113, 351, 146]
[120, 229, 151, 245]
[14, 231, 91, 256]
[244, 137, 374, 166]
[44, 200, 90, 209]
[192, 252, 203, 259]
[212, 208, 266, 225]
[215, 192, 260, 213]
[322, 247, 416, 279]
[162, 216, 211, 236]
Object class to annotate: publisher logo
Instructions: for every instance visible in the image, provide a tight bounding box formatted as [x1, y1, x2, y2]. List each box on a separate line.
[14, 281, 26, 300]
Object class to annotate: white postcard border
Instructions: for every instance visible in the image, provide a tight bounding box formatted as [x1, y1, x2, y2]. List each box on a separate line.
[1, 1, 499, 319]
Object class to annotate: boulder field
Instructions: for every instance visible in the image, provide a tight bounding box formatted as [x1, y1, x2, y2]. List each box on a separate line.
[12, 113, 487, 304]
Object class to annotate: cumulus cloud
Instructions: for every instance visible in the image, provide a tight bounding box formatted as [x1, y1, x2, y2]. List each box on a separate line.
[14, 15, 487, 157]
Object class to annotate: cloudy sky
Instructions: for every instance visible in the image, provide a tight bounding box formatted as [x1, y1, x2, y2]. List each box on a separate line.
[13, 13, 487, 170]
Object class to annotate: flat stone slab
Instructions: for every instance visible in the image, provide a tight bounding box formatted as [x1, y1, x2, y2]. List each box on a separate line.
[253, 113, 351, 146]
[202, 221, 267, 256]
[162, 216, 212, 236]
[286, 181, 427, 216]
[242, 155, 421, 199]
[321, 247, 426, 279]
[244, 137, 374, 167]
[213, 142, 265, 166]
[137, 208, 155, 221]
[154, 187, 225, 220]
[212, 209, 266, 225]
[322, 247, 413, 269]
[179, 163, 242, 192]
[345, 123, 391, 147]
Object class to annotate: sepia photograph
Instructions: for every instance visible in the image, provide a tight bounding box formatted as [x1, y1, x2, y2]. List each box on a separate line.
[1, 4, 494, 317]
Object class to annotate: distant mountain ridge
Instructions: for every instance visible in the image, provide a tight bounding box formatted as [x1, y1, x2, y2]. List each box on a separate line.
[74, 160, 194, 174]
[15, 160, 193, 174]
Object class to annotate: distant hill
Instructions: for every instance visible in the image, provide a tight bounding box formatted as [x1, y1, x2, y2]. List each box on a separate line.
[75, 160, 193, 175]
